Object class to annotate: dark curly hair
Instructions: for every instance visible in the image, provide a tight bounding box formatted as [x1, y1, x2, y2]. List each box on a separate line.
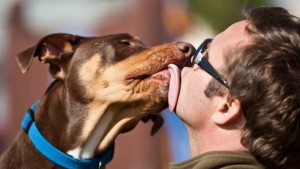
[223, 7, 300, 169]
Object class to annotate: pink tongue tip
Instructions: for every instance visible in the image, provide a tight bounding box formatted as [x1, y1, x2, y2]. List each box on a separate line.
[168, 64, 180, 112]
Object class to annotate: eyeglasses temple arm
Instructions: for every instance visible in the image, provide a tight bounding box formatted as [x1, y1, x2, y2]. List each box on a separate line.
[199, 57, 229, 89]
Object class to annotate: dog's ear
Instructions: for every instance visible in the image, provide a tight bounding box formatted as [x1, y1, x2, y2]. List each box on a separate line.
[17, 33, 85, 77]
[142, 114, 164, 136]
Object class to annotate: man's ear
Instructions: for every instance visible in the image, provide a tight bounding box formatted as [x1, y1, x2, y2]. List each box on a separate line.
[17, 33, 86, 79]
[212, 95, 243, 125]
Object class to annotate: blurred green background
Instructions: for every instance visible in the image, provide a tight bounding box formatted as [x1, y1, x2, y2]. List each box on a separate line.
[188, 0, 269, 32]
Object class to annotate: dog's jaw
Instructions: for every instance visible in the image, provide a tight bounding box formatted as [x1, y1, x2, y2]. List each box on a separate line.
[76, 98, 165, 159]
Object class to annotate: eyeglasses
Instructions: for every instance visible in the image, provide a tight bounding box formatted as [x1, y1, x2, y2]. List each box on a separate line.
[194, 38, 229, 89]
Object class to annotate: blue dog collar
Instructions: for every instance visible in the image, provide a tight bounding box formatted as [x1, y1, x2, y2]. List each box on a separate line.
[21, 101, 114, 169]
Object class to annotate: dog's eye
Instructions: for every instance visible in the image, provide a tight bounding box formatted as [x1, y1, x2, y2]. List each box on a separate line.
[119, 39, 134, 46]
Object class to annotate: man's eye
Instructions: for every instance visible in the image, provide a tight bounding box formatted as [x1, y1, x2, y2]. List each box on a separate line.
[201, 47, 208, 56]
[201, 47, 207, 54]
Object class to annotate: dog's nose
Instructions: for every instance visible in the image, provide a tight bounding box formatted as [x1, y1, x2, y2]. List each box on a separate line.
[176, 42, 195, 58]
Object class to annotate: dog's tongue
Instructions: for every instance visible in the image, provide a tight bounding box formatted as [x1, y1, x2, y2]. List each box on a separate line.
[168, 64, 180, 112]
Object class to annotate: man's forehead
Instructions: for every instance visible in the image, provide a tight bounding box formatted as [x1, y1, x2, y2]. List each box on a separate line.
[216, 20, 249, 42]
[205, 20, 251, 70]
[211, 20, 251, 54]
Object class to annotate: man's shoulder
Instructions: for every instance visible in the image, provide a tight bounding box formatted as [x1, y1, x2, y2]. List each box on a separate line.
[169, 151, 265, 169]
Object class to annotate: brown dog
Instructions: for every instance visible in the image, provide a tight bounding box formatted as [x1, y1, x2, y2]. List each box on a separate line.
[0, 33, 194, 168]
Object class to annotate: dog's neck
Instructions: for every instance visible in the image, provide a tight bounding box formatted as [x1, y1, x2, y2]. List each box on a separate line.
[0, 80, 115, 168]
[0, 80, 70, 168]
[35, 80, 74, 150]
[36, 80, 117, 158]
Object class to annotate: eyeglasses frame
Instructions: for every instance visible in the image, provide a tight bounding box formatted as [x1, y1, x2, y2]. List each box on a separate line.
[194, 38, 229, 89]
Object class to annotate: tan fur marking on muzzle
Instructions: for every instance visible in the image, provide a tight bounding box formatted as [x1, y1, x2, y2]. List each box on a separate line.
[64, 42, 73, 53]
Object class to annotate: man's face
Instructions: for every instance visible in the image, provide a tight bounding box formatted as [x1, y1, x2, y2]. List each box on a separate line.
[175, 20, 251, 129]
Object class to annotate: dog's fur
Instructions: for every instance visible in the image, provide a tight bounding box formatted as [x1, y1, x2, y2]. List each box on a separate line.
[0, 33, 194, 168]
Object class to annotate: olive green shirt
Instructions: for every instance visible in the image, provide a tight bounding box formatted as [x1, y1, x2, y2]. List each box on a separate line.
[169, 151, 265, 169]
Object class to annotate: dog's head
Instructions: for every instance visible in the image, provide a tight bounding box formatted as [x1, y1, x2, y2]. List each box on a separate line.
[17, 33, 194, 157]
